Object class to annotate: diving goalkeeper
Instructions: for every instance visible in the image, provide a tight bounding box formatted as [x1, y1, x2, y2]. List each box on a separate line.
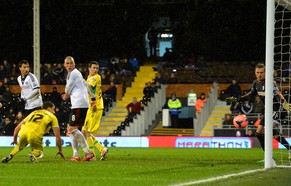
[227, 63, 291, 160]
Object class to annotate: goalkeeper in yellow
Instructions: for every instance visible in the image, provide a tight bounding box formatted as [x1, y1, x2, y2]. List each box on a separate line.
[2, 101, 65, 163]
[83, 61, 108, 160]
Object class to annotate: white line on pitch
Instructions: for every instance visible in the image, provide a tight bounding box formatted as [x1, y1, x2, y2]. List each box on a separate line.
[170, 168, 266, 186]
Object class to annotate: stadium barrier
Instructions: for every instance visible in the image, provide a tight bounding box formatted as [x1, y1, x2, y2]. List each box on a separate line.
[2, 135, 287, 148]
[8, 84, 123, 101]
[214, 127, 291, 137]
[121, 85, 166, 136]
[194, 82, 218, 136]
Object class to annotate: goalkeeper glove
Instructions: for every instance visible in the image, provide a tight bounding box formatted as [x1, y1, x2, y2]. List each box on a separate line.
[283, 100, 291, 112]
[225, 96, 241, 103]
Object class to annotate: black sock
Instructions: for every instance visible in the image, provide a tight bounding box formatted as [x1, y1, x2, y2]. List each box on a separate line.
[273, 130, 291, 150]
[255, 132, 265, 151]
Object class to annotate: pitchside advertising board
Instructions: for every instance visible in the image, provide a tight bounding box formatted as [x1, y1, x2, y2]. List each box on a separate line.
[0, 136, 288, 148]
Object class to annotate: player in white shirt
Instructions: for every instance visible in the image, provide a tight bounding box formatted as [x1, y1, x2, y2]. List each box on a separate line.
[17, 60, 43, 116]
[62, 56, 94, 161]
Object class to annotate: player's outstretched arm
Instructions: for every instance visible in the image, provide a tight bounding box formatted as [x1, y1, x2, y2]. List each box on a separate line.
[53, 127, 65, 159]
[11, 120, 25, 145]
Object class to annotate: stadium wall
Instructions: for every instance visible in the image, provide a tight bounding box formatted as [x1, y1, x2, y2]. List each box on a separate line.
[166, 83, 253, 98]
[166, 83, 290, 98]
[8, 83, 253, 101]
[9, 84, 123, 101]
[8, 83, 288, 101]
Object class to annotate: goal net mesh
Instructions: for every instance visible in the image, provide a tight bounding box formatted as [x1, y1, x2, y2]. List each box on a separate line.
[273, 0, 291, 167]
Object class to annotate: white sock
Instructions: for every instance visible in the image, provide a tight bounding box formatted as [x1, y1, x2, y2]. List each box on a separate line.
[71, 129, 91, 154]
[70, 131, 79, 157]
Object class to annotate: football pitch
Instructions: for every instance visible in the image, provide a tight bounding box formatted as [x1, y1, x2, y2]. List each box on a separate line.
[0, 147, 290, 186]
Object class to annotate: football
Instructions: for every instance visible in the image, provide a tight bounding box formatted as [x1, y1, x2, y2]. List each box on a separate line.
[233, 114, 248, 128]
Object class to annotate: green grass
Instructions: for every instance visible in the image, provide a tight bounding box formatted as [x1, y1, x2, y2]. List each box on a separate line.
[0, 147, 291, 186]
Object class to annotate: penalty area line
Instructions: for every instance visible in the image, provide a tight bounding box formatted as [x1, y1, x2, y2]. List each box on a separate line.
[171, 168, 265, 186]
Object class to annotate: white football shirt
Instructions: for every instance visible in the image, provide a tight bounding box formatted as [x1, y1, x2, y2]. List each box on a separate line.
[17, 72, 43, 110]
[65, 68, 89, 109]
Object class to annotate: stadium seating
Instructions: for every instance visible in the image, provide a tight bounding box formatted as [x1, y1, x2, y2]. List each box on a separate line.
[102, 65, 156, 136]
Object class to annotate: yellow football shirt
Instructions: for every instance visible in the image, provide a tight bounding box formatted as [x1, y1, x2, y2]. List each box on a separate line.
[87, 74, 104, 109]
[23, 109, 59, 138]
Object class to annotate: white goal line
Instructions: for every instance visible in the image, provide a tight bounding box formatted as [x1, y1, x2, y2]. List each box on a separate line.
[171, 168, 265, 186]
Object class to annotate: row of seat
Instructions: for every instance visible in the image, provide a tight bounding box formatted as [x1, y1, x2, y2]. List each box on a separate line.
[110, 96, 150, 136]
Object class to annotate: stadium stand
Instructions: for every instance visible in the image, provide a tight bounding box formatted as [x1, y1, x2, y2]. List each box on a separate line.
[1, 60, 290, 136]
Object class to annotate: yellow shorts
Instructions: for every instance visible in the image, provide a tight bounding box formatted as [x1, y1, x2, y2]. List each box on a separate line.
[82, 107, 103, 134]
[18, 127, 43, 156]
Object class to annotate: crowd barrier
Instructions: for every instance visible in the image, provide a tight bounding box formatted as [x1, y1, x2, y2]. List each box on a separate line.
[2, 135, 289, 149]
[194, 82, 218, 136]
[121, 85, 166, 136]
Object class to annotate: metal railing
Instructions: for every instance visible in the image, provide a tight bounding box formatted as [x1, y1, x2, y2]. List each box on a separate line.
[193, 82, 218, 136]
[121, 84, 166, 136]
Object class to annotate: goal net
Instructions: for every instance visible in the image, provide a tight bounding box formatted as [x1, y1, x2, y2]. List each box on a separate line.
[272, 0, 291, 167]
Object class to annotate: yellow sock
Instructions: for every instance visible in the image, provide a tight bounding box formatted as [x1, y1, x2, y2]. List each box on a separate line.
[90, 134, 104, 153]
[86, 137, 95, 154]
[10, 145, 22, 156]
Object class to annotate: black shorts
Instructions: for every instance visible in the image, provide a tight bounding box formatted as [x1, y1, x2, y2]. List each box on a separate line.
[259, 112, 278, 127]
[259, 117, 265, 126]
[68, 108, 88, 127]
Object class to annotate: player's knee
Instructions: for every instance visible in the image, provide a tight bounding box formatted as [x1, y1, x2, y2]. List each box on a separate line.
[68, 126, 78, 133]
[272, 129, 281, 136]
[82, 130, 90, 138]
